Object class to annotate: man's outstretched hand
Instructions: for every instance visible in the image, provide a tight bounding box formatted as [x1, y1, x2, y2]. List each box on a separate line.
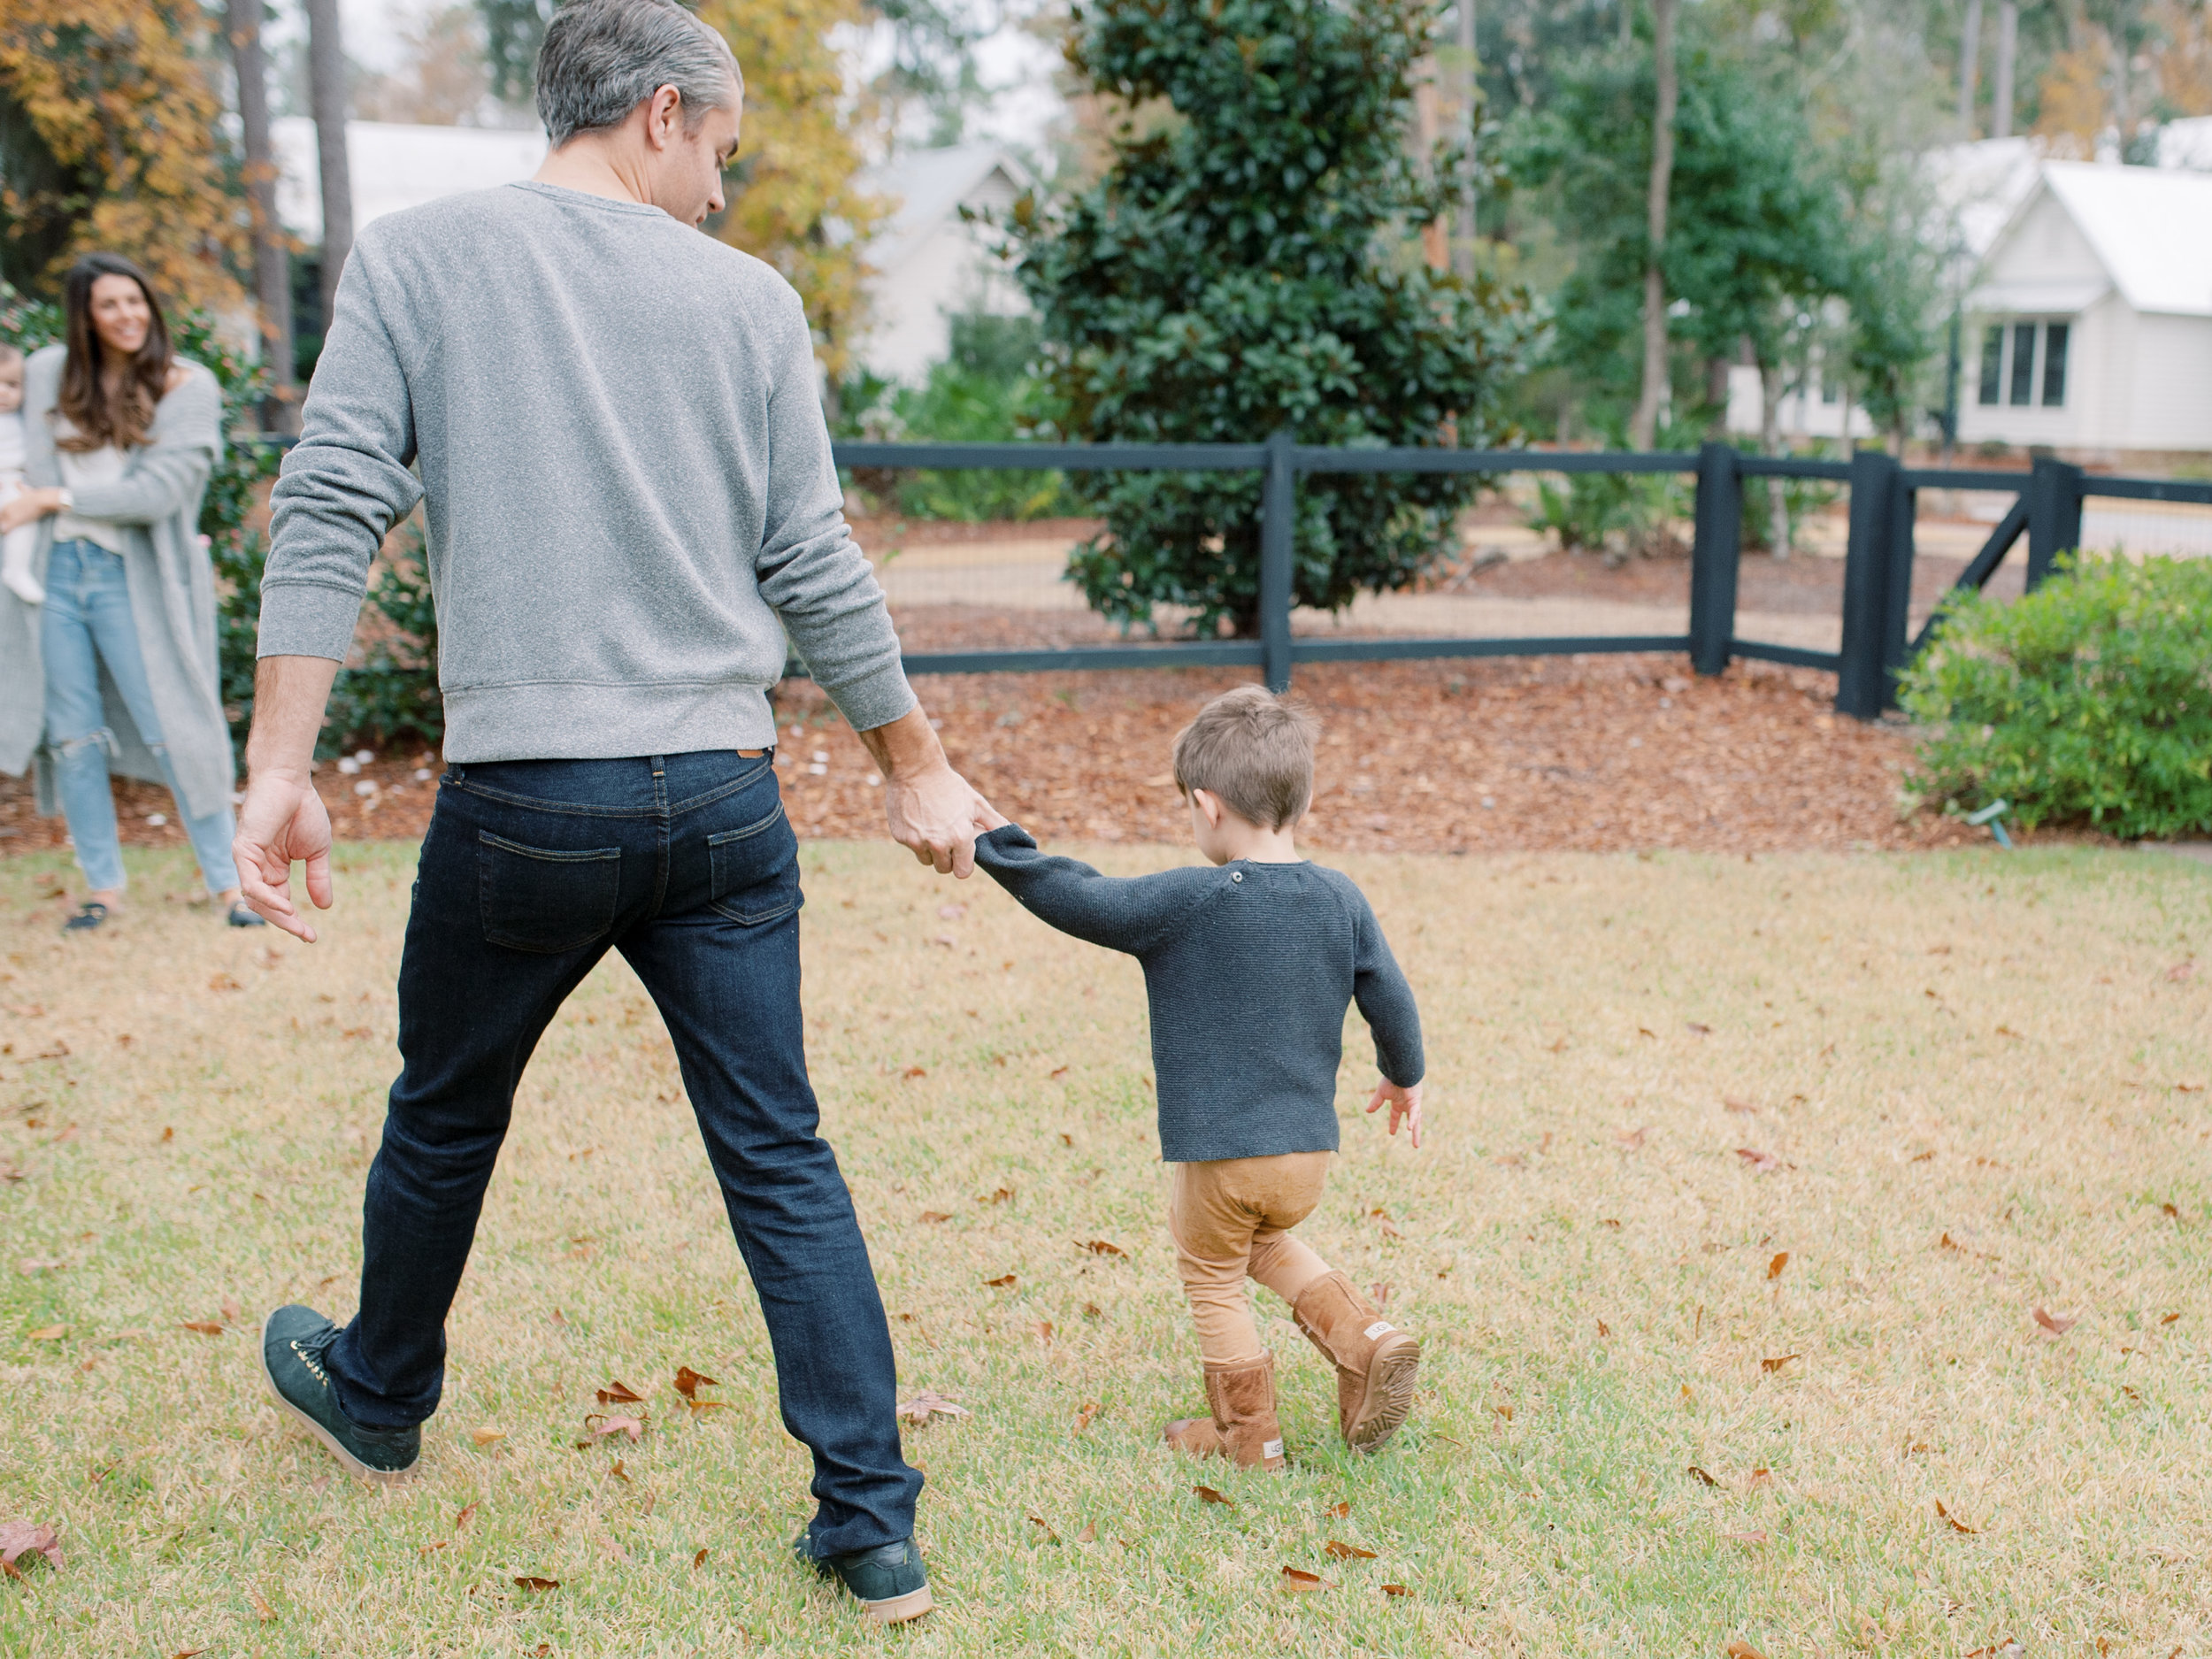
[236, 654, 345, 941]
[1366, 1078, 1424, 1148]
[234, 771, 335, 942]
[860, 705, 990, 878]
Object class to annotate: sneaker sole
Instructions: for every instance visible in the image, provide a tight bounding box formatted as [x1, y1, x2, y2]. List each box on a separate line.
[1347, 1333, 1423, 1453]
[257, 1326, 418, 1484]
[859, 1585, 934, 1625]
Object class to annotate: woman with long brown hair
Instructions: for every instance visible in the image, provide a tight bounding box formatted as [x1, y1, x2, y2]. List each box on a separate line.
[0, 253, 261, 930]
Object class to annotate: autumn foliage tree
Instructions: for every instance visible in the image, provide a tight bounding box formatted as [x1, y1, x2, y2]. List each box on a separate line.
[0, 0, 245, 310]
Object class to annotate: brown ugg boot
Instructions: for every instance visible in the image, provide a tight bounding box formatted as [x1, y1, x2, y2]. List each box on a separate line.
[1161, 1354, 1287, 1471]
[1291, 1272, 1422, 1452]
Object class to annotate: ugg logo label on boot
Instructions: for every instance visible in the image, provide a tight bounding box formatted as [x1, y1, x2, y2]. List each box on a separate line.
[1363, 1321, 1394, 1340]
[1263, 1439, 1284, 1458]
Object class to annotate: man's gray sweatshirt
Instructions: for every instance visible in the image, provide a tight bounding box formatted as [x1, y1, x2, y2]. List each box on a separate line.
[260, 181, 913, 760]
[975, 825, 1425, 1163]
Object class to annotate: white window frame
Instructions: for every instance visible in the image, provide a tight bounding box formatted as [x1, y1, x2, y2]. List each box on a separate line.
[1976, 318, 2070, 411]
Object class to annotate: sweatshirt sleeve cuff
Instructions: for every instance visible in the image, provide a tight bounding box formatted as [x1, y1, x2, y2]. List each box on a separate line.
[257, 578, 366, 662]
[817, 655, 917, 736]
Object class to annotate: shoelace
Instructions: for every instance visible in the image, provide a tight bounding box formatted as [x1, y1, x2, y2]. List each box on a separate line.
[290, 1327, 340, 1386]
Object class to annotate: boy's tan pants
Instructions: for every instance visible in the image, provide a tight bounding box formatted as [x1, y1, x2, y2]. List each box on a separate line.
[1167, 1152, 1334, 1367]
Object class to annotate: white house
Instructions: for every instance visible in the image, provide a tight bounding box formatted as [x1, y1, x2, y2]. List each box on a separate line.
[850, 143, 1033, 382]
[270, 117, 546, 243]
[1959, 162, 2212, 456]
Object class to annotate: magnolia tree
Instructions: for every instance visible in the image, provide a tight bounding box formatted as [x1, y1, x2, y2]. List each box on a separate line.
[1005, 0, 1532, 639]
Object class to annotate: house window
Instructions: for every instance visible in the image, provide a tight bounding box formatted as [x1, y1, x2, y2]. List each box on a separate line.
[2008, 321, 2038, 405]
[2041, 322, 2069, 407]
[1975, 319, 2070, 411]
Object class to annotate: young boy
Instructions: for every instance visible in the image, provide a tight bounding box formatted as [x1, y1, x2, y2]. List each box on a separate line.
[0, 343, 41, 606]
[974, 685, 1425, 1468]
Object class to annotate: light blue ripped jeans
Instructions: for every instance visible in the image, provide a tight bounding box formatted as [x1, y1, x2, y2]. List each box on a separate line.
[42, 538, 239, 896]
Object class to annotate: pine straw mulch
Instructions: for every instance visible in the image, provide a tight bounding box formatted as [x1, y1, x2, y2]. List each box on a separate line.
[3, 656, 2016, 864]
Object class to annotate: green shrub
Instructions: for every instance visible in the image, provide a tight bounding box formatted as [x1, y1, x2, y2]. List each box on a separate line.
[1900, 552, 2212, 839]
[838, 313, 1071, 523]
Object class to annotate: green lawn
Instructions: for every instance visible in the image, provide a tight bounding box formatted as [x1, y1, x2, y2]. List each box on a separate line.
[1, 840, 2207, 1656]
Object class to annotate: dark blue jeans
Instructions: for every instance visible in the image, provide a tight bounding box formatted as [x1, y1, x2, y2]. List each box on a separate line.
[323, 750, 920, 1556]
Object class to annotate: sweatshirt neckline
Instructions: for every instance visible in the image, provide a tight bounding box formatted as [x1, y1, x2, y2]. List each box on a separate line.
[508, 180, 669, 219]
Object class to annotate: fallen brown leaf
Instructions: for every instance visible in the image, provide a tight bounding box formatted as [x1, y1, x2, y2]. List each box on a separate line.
[1596, 1318, 1611, 1338]
[1032, 1319, 1055, 1342]
[250, 1590, 274, 1621]
[2161, 1312, 2180, 1325]
[1767, 1251, 1789, 1280]
[1614, 1125, 1649, 1149]
[454, 1502, 478, 1532]
[1325, 1540, 1377, 1560]
[1369, 1281, 1392, 1311]
[469, 1427, 505, 1448]
[1325, 1500, 1351, 1518]
[1723, 1096, 1757, 1115]
[1724, 1530, 1769, 1546]
[896, 1390, 971, 1425]
[1935, 1500, 1978, 1534]
[1735, 1148, 1786, 1174]
[1082, 1240, 1126, 1257]
[1747, 1467, 1772, 1488]
[609, 1460, 629, 1482]
[2032, 1306, 2079, 1335]
[1076, 1522, 1097, 1543]
[595, 1379, 644, 1406]
[985, 1186, 1014, 1204]
[1724, 1642, 1770, 1659]
[1028, 1514, 1060, 1544]
[1049, 1064, 1070, 1079]
[419, 1540, 448, 1555]
[1381, 1583, 1410, 1597]
[693, 1547, 709, 1568]
[1687, 1465, 1722, 1487]
[1279, 1566, 1328, 1593]
[1194, 1485, 1235, 1508]
[918, 1210, 951, 1224]
[901, 1064, 926, 1079]
[0, 1522, 62, 1571]
[1762, 1355, 1800, 1373]
[672, 1366, 719, 1401]
[512, 1575, 560, 1591]
[984, 1273, 1016, 1287]
[180, 1320, 224, 1337]
[583, 1414, 645, 1442]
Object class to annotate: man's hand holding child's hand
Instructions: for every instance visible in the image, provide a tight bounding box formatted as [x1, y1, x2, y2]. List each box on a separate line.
[1366, 1079, 1423, 1148]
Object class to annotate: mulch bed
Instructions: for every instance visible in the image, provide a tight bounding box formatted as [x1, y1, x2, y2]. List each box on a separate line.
[2, 656, 2001, 864]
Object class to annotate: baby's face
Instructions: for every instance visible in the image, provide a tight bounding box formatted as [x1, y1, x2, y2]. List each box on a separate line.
[0, 360, 22, 415]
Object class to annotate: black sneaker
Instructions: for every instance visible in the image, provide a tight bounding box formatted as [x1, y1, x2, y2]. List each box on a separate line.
[62, 902, 110, 933]
[259, 1304, 419, 1481]
[227, 902, 268, 928]
[795, 1528, 934, 1624]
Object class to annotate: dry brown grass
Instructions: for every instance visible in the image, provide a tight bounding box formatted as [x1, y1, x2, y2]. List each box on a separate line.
[0, 838, 2207, 1656]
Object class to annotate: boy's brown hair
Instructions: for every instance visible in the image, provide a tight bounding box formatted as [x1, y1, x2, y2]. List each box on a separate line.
[1171, 685, 1321, 830]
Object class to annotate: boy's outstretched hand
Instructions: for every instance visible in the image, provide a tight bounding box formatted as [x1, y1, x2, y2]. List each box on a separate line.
[1366, 1079, 1424, 1148]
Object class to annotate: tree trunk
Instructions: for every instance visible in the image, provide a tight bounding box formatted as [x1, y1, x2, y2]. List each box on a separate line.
[226, 0, 295, 432]
[1758, 357, 1790, 560]
[1992, 1, 2017, 137]
[1630, 0, 1677, 452]
[1455, 0, 1478, 275]
[1957, 0, 1983, 139]
[306, 0, 355, 334]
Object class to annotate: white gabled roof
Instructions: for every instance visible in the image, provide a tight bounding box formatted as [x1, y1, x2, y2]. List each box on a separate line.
[272, 118, 547, 243]
[2032, 162, 2212, 318]
[854, 143, 1032, 274]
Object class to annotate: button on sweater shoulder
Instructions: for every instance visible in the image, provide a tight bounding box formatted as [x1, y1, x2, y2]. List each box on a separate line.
[974, 825, 1424, 1164]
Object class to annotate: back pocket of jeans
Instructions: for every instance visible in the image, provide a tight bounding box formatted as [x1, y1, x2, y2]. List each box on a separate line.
[707, 804, 800, 926]
[478, 831, 621, 953]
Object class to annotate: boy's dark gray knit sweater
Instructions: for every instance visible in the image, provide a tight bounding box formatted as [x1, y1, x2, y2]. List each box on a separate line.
[975, 825, 1424, 1163]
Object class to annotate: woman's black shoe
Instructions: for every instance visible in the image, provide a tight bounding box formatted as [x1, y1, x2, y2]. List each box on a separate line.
[227, 902, 268, 928]
[62, 902, 110, 933]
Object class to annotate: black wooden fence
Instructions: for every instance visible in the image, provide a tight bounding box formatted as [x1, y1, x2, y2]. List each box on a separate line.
[829, 437, 2212, 720]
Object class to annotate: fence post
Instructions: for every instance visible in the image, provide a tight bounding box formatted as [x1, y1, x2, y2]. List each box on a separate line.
[1878, 469, 1918, 703]
[2024, 454, 2084, 590]
[1260, 428, 1294, 694]
[1688, 442, 1741, 677]
[1836, 448, 1901, 719]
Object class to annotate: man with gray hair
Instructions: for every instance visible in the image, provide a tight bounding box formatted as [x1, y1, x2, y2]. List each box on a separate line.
[237, 0, 964, 1624]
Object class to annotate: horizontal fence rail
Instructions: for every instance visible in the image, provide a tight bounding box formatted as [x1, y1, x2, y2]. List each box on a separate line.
[250, 428, 2209, 720]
